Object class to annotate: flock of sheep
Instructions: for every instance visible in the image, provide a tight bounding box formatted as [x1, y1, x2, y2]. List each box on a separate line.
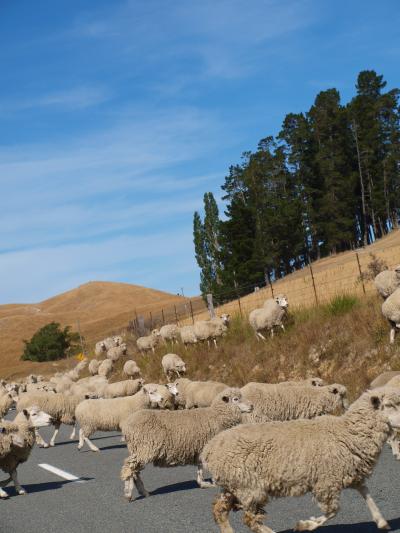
[0, 264, 400, 532]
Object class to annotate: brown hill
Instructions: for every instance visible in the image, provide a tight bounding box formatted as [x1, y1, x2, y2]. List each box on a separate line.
[0, 281, 198, 379]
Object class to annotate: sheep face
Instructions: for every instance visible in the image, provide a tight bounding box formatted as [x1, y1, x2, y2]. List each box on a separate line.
[218, 389, 253, 413]
[143, 386, 163, 405]
[371, 390, 400, 429]
[328, 384, 349, 410]
[219, 314, 231, 326]
[20, 406, 53, 428]
[275, 294, 288, 308]
[166, 382, 178, 396]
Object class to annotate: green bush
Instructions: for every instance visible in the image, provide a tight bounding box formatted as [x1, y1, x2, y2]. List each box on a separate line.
[21, 322, 81, 362]
[325, 294, 359, 317]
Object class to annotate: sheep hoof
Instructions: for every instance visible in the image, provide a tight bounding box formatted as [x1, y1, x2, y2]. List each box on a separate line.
[294, 520, 317, 531]
[377, 520, 390, 530]
[199, 481, 215, 489]
[42, 444, 49, 449]
[0, 493, 9, 499]
[18, 489, 27, 496]
[49, 442, 55, 447]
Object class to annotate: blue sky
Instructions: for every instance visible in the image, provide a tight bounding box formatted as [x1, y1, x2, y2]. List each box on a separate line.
[1, 0, 399, 303]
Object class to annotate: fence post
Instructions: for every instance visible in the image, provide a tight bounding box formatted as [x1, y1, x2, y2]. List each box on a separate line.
[174, 305, 178, 324]
[161, 309, 165, 325]
[189, 300, 194, 324]
[355, 252, 366, 295]
[267, 272, 274, 298]
[309, 262, 319, 305]
[149, 312, 153, 329]
[238, 297, 242, 317]
[207, 293, 216, 319]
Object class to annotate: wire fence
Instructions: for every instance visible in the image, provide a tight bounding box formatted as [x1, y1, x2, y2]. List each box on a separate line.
[127, 234, 400, 335]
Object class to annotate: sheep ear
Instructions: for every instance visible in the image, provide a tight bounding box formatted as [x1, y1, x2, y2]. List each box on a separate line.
[331, 387, 338, 394]
[84, 394, 90, 399]
[222, 395, 229, 403]
[22, 409, 29, 418]
[371, 395, 381, 410]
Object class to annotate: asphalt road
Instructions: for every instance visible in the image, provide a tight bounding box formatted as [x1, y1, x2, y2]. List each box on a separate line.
[1, 421, 400, 533]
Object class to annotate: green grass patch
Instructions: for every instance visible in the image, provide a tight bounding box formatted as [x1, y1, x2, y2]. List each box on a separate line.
[325, 294, 359, 316]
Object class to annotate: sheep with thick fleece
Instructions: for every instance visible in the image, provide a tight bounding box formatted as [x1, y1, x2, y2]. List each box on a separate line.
[98, 359, 113, 378]
[69, 375, 108, 397]
[168, 378, 228, 409]
[75, 385, 169, 452]
[179, 325, 198, 346]
[249, 294, 288, 340]
[374, 265, 400, 299]
[107, 343, 127, 362]
[161, 353, 186, 381]
[17, 392, 87, 447]
[88, 359, 101, 376]
[370, 370, 400, 389]
[241, 383, 348, 423]
[194, 314, 230, 348]
[102, 378, 143, 399]
[65, 360, 88, 382]
[0, 406, 53, 498]
[123, 360, 141, 379]
[0, 393, 13, 419]
[159, 324, 180, 345]
[382, 287, 400, 344]
[120, 388, 252, 501]
[136, 330, 160, 354]
[202, 388, 400, 533]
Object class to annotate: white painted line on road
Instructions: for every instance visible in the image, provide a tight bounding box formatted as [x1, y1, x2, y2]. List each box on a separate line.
[38, 463, 85, 483]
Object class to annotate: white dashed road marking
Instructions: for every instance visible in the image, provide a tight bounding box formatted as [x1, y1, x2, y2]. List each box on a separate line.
[38, 463, 85, 483]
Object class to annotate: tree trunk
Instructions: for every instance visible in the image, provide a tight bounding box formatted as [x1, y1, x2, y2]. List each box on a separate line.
[352, 121, 368, 246]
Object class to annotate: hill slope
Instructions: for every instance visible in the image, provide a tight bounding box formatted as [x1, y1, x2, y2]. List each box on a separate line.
[0, 281, 195, 378]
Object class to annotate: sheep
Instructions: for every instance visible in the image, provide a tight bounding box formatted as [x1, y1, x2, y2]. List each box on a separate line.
[68, 375, 108, 398]
[107, 343, 127, 362]
[248, 294, 288, 340]
[75, 385, 169, 452]
[136, 330, 161, 354]
[88, 359, 101, 375]
[102, 378, 144, 399]
[159, 324, 180, 345]
[17, 392, 87, 447]
[123, 360, 141, 379]
[0, 393, 14, 419]
[202, 387, 400, 533]
[248, 377, 325, 388]
[241, 383, 348, 423]
[370, 370, 400, 389]
[120, 387, 253, 501]
[161, 353, 186, 382]
[194, 314, 231, 348]
[167, 378, 229, 409]
[65, 360, 88, 382]
[98, 359, 113, 378]
[382, 287, 400, 344]
[179, 325, 198, 346]
[374, 265, 400, 299]
[0, 406, 53, 498]
[95, 340, 107, 356]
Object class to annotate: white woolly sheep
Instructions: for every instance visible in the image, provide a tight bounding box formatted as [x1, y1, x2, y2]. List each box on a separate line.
[95, 340, 107, 356]
[88, 359, 101, 376]
[202, 387, 400, 533]
[107, 343, 127, 362]
[159, 324, 180, 345]
[241, 382, 348, 423]
[120, 387, 252, 501]
[382, 287, 400, 344]
[168, 378, 228, 409]
[249, 294, 289, 340]
[123, 360, 142, 379]
[179, 325, 198, 346]
[102, 378, 144, 399]
[98, 359, 114, 378]
[0, 393, 14, 419]
[136, 330, 161, 354]
[370, 370, 400, 389]
[194, 314, 231, 348]
[374, 265, 400, 299]
[75, 385, 170, 452]
[68, 375, 108, 397]
[0, 406, 53, 498]
[161, 353, 186, 382]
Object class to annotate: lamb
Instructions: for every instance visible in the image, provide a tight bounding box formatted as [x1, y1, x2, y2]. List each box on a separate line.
[374, 265, 400, 299]
[0, 406, 53, 498]
[120, 387, 252, 501]
[102, 378, 144, 399]
[161, 353, 186, 382]
[98, 359, 113, 378]
[107, 343, 127, 362]
[179, 325, 198, 346]
[88, 359, 101, 376]
[0, 393, 14, 419]
[202, 387, 400, 533]
[75, 385, 168, 452]
[123, 360, 142, 379]
[382, 287, 400, 344]
[248, 294, 288, 340]
[159, 324, 181, 345]
[241, 382, 348, 423]
[168, 378, 229, 408]
[370, 370, 400, 389]
[136, 329, 161, 354]
[17, 392, 87, 447]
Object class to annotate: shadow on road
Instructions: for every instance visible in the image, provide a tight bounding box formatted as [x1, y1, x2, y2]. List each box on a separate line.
[4, 477, 94, 496]
[99, 444, 127, 451]
[281, 517, 400, 533]
[151, 479, 199, 496]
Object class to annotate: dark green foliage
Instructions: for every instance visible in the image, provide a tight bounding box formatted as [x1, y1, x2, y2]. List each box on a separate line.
[21, 322, 81, 362]
[193, 70, 400, 299]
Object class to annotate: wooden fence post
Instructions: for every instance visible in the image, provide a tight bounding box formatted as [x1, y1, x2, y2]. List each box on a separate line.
[189, 300, 194, 324]
[149, 312, 153, 329]
[174, 305, 178, 324]
[238, 297, 242, 317]
[207, 293, 216, 319]
[355, 252, 366, 295]
[309, 262, 319, 305]
[267, 272, 274, 298]
[161, 309, 165, 325]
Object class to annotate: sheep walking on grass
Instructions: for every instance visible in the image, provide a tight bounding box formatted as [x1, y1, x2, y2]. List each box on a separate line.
[123, 360, 141, 379]
[382, 287, 400, 344]
[194, 314, 231, 348]
[120, 388, 252, 501]
[202, 388, 400, 533]
[248, 295, 288, 340]
[88, 359, 101, 376]
[161, 353, 186, 382]
[98, 359, 113, 378]
[136, 330, 161, 354]
[374, 266, 400, 299]
[179, 325, 198, 347]
[159, 324, 181, 345]
[0, 392, 14, 419]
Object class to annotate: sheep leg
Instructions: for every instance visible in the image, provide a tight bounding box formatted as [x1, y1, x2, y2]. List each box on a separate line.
[213, 492, 235, 533]
[356, 484, 389, 529]
[280, 324, 285, 332]
[387, 434, 400, 459]
[69, 423, 77, 440]
[49, 421, 61, 447]
[390, 327, 396, 344]
[257, 332, 267, 341]
[10, 470, 26, 495]
[243, 509, 275, 533]
[78, 428, 99, 452]
[196, 463, 214, 488]
[0, 486, 8, 499]
[133, 472, 149, 498]
[34, 429, 49, 448]
[270, 328, 274, 338]
[213, 338, 218, 349]
[294, 496, 338, 531]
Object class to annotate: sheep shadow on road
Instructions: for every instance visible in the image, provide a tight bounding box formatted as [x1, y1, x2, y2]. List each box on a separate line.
[281, 517, 400, 533]
[3, 477, 94, 496]
[150, 479, 200, 496]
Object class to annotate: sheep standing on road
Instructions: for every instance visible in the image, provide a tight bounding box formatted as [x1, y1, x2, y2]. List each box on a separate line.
[159, 324, 180, 345]
[382, 287, 400, 344]
[161, 353, 186, 382]
[202, 388, 400, 533]
[374, 265, 400, 299]
[120, 388, 252, 501]
[123, 360, 141, 379]
[102, 378, 143, 399]
[249, 294, 288, 340]
[136, 330, 161, 354]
